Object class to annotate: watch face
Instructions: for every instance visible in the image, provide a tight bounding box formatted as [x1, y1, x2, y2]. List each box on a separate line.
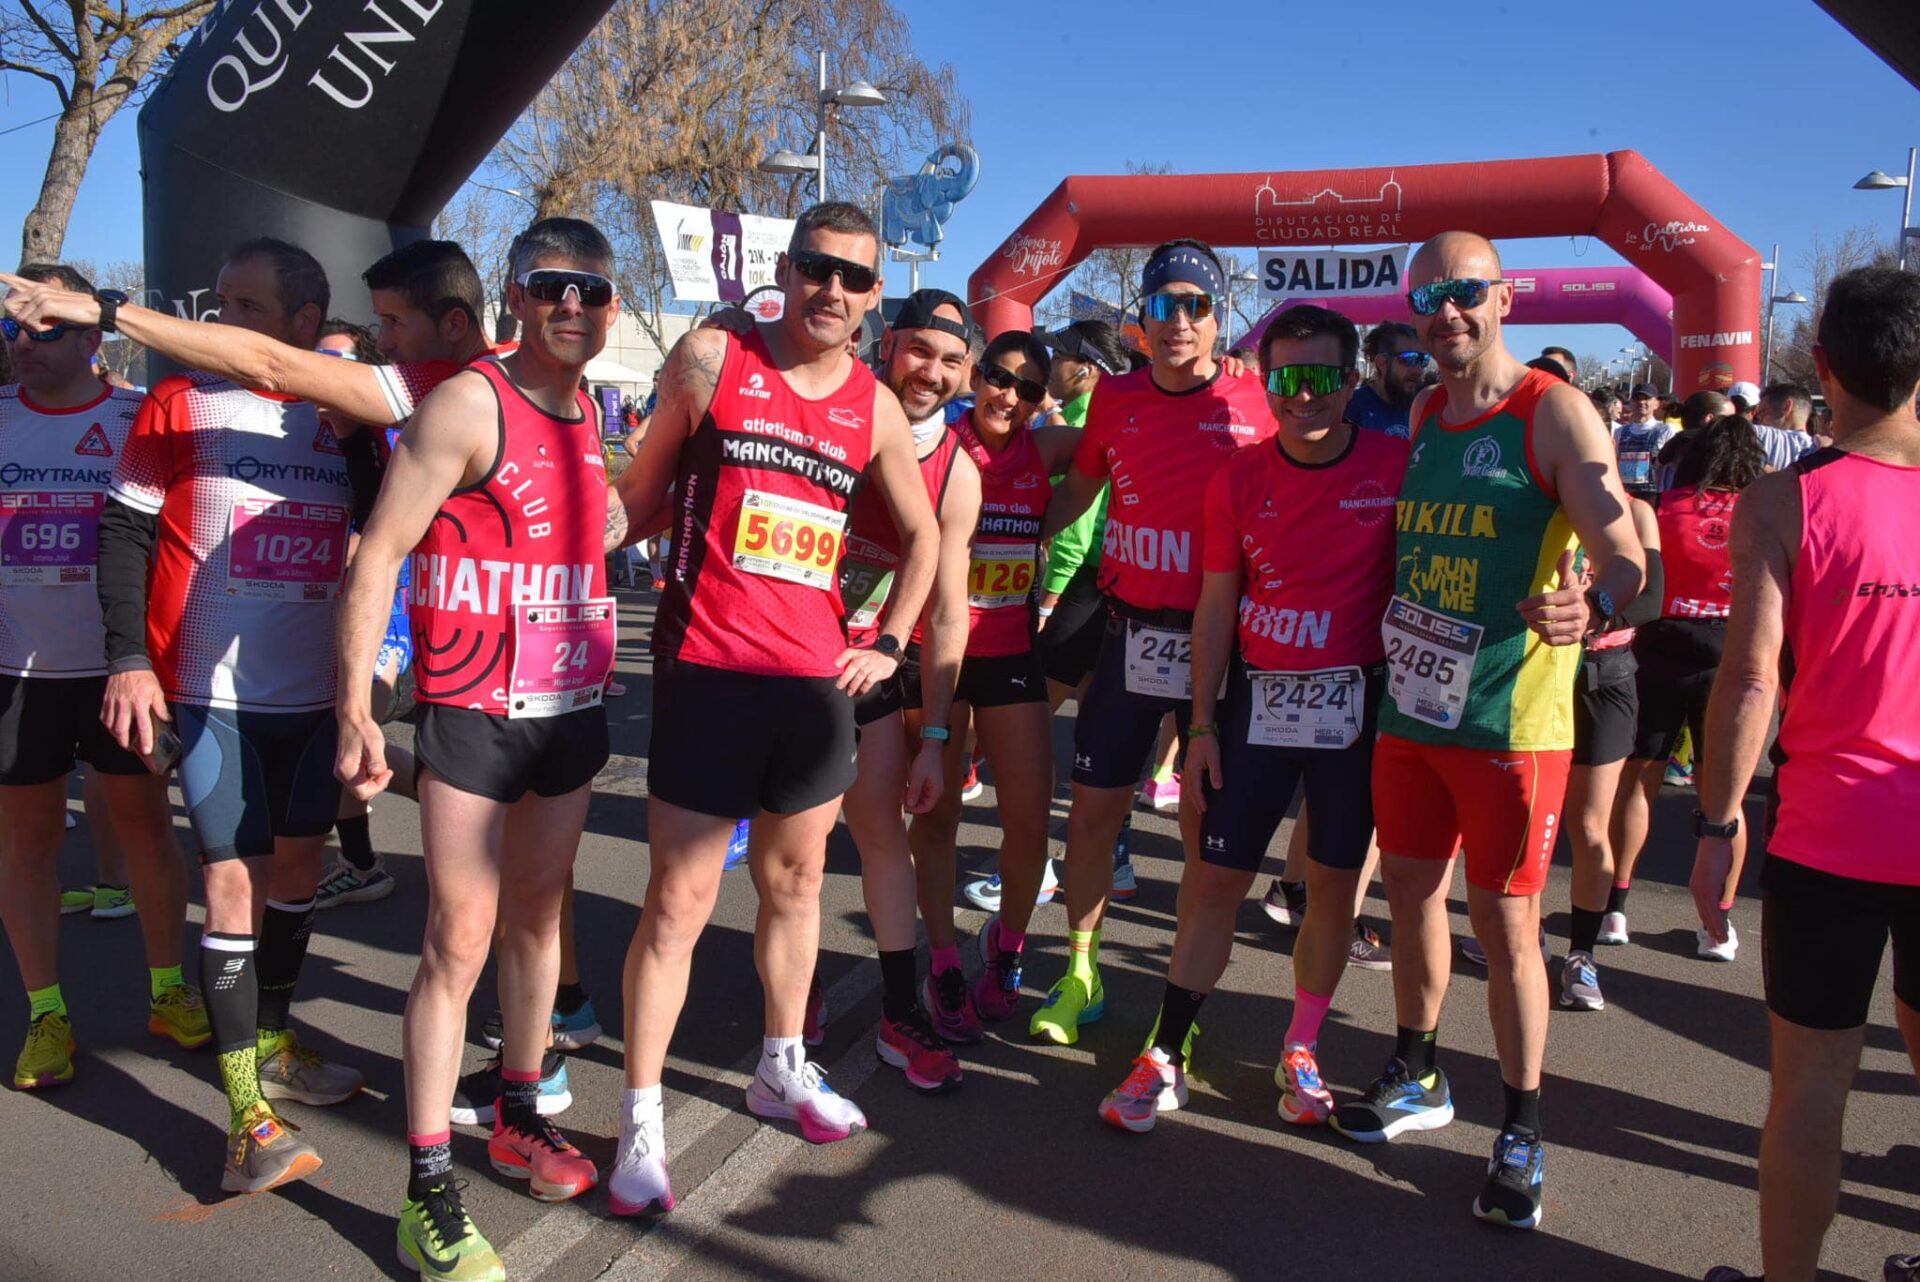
[98, 290, 129, 304]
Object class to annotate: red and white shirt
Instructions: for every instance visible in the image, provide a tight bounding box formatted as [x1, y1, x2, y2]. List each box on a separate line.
[1071, 367, 1275, 613]
[0, 385, 142, 677]
[112, 373, 353, 712]
[955, 412, 1049, 658]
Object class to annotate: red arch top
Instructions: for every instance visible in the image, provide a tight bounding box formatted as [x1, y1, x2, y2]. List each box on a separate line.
[967, 151, 1758, 393]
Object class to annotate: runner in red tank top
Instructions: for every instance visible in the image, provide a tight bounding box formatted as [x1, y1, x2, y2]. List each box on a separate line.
[336, 220, 622, 1272]
[1692, 267, 1920, 1282]
[1006, 239, 1275, 1046]
[606, 204, 939, 1200]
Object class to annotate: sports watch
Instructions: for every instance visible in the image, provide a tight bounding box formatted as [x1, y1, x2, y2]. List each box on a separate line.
[1691, 810, 1739, 840]
[873, 634, 902, 660]
[94, 289, 129, 334]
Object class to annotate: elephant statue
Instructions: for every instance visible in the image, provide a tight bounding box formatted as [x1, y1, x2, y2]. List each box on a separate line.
[882, 143, 981, 251]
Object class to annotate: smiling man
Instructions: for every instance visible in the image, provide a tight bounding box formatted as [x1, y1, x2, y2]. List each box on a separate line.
[606, 202, 938, 1215]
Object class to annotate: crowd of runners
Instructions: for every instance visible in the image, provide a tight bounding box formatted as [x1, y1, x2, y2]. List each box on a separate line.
[0, 204, 1916, 1282]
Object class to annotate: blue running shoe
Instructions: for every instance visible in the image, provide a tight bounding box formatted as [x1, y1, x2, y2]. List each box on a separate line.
[552, 1000, 602, 1052]
[450, 1052, 572, 1126]
[1472, 1129, 1545, 1230]
[1330, 1058, 1454, 1143]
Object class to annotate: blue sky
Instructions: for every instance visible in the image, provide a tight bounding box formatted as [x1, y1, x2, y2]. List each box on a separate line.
[2, 0, 1915, 376]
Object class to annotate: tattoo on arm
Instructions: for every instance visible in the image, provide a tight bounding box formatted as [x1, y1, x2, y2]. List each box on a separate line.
[604, 488, 630, 553]
[675, 338, 725, 400]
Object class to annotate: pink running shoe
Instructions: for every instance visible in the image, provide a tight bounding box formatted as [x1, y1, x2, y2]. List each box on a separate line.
[487, 1116, 598, 1202]
[971, 915, 1024, 1023]
[608, 1100, 674, 1217]
[923, 966, 983, 1044]
[875, 1010, 962, 1093]
[745, 1058, 868, 1144]
[1097, 1048, 1187, 1134]
[1276, 1043, 1334, 1125]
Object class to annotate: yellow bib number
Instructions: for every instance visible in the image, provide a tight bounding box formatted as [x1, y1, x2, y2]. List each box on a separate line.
[968, 540, 1036, 609]
[733, 489, 845, 591]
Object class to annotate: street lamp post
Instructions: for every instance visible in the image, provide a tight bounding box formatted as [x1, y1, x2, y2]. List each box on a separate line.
[759, 51, 885, 204]
[1761, 240, 1811, 386]
[1853, 147, 1918, 272]
[470, 180, 539, 212]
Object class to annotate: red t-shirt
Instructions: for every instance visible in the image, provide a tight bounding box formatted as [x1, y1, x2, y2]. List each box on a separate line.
[955, 411, 1049, 658]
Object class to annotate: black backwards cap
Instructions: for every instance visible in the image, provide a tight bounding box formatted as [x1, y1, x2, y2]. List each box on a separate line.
[1038, 326, 1126, 376]
[890, 289, 973, 343]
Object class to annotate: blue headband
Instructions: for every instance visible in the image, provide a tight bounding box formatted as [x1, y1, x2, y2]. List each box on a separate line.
[1141, 246, 1224, 299]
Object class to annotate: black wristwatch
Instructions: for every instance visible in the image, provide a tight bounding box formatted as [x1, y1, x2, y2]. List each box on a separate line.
[873, 634, 902, 660]
[95, 289, 128, 334]
[1692, 810, 1739, 839]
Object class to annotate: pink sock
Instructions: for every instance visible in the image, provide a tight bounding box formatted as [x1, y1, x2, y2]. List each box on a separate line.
[993, 920, 1025, 955]
[1613, 880, 1632, 890]
[1285, 986, 1333, 1050]
[930, 944, 961, 975]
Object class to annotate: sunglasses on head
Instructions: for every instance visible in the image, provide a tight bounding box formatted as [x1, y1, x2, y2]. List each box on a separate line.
[1, 317, 72, 343]
[788, 249, 878, 294]
[1142, 292, 1216, 324]
[1265, 364, 1347, 398]
[1407, 278, 1503, 317]
[1391, 349, 1430, 368]
[979, 363, 1046, 404]
[515, 269, 615, 307]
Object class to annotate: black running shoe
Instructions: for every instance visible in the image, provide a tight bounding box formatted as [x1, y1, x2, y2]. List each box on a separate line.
[1887, 1253, 1920, 1282]
[1472, 1129, 1545, 1230]
[1329, 1057, 1454, 1144]
[478, 1008, 503, 1050]
[449, 1051, 571, 1126]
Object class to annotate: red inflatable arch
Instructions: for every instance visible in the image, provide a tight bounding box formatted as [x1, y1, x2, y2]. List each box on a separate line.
[968, 151, 1759, 393]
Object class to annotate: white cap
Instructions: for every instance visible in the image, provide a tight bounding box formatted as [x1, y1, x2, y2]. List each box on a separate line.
[1728, 380, 1762, 407]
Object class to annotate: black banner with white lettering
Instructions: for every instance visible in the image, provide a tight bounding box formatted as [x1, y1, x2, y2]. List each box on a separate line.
[137, 0, 615, 365]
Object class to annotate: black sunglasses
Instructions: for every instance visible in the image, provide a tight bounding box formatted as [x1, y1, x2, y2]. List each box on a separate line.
[789, 249, 878, 294]
[979, 363, 1046, 404]
[1, 317, 72, 343]
[515, 269, 615, 307]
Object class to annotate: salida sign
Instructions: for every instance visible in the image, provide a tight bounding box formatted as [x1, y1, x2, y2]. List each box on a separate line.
[1258, 246, 1410, 301]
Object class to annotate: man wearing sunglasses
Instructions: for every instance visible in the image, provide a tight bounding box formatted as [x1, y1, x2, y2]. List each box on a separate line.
[1615, 382, 1678, 501]
[1328, 232, 1644, 1233]
[0, 262, 210, 1095]
[1347, 321, 1427, 440]
[1028, 239, 1275, 1044]
[606, 202, 938, 1213]
[335, 219, 621, 1275]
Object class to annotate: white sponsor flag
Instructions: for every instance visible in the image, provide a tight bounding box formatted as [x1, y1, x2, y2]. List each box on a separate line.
[1257, 245, 1410, 301]
[651, 200, 795, 304]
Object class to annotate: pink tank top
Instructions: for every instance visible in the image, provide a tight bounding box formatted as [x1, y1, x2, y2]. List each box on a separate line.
[1772, 449, 1920, 884]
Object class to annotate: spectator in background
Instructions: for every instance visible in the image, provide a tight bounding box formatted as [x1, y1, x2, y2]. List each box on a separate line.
[1347, 321, 1426, 439]
[1749, 382, 1819, 470]
[1727, 380, 1763, 416]
[1592, 388, 1623, 428]
[317, 318, 379, 364]
[1539, 346, 1578, 379]
[1655, 389, 1733, 492]
[1614, 382, 1680, 500]
[1526, 356, 1571, 382]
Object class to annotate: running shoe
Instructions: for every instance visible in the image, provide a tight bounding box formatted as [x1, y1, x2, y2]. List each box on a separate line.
[1330, 1058, 1454, 1143]
[1885, 1253, 1920, 1282]
[12, 1011, 75, 1090]
[222, 1102, 322, 1194]
[1097, 1047, 1186, 1134]
[875, 1009, 963, 1093]
[1559, 950, 1605, 1011]
[745, 1056, 868, 1144]
[90, 884, 134, 919]
[1348, 923, 1392, 971]
[449, 1052, 571, 1126]
[488, 1114, 598, 1202]
[609, 1100, 674, 1217]
[923, 966, 982, 1044]
[59, 887, 94, 915]
[397, 1181, 503, 1280]
[257, 1029, 364, 1105]
[1597, 910, 1630, 946]
[1111, 856, 1138, 901]
[148, 984, 212, 1049]
[962, 859, 1058, 912]
[1138, 775, 1181, 814]
[972, 915, 1024, 1023]
[1261, 879, 1307, 928]
[1472, 1129, 1545, 1230]
[478, 1008, 504, 1051]
[803, 975, 827, 1047]
[1276, 1043, 1334, 1125]
[552, 998, 602, 1052]
[1459, 927, 1552, 968]
[315, 856, 395, 909]
[1665, 761, 1695, 788]
[1029, 970, 1104, 1046]
[961, 756, 985, 803]
[650, 577, 666, 592]
[1696, 922, 1739, 962]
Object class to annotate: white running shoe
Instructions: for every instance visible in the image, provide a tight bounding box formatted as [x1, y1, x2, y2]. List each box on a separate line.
[745, 1050, 867, 1144]
[608, 1097, 675, 1216]
[1696, 922, 1739, 962]
[962, 859, 1058, 912]
[1596, 911, 1630, 946]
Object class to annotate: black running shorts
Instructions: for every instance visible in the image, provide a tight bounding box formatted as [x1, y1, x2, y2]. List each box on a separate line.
[1071, 616, 1192, 789]
[1630, 618, 1725, 762]
[0, 674, 146, 786]
[1761, 854, 1920, 1030]
[414, 703, 609, 804]
[1573, 645, 1639, 768]
[1037, 567, 1109, 689]
[648, 658, 857, 818]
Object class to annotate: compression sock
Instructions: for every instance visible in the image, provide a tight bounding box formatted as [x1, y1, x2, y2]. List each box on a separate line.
[202, 933, 261, 1130]
[1570, 907, 1605, 955]
[148, 965, 185, 1000]
[878, 948, 919, 1022]
[254, 897, 315, 1044]
[1606, 882, 1631, 915]
[1502, 1082, 1542, 1137]
[1150, 983, 1206, 1067]
[1395, 1024, 1438, 1083]
[407, 1130, 454, 1200]
[1284, 986, 1333, 1050]
[929, 943, 962, 976]
[27, 983, 65, 1020]
[498, 1065, 542, 1133]
[334, 814, 375, 872]
[555, 981, 587, 1015]
[1068, 929, 1099, 983]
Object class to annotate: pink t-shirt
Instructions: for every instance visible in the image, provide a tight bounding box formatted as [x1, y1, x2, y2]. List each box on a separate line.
[1771, 450, 1920, 884]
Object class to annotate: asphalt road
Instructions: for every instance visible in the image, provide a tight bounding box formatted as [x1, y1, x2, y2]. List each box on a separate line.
[2, 591, 1915, 1282]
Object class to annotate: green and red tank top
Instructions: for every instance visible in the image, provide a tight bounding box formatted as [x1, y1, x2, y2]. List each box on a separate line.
[1379, 367, 1579, 751]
